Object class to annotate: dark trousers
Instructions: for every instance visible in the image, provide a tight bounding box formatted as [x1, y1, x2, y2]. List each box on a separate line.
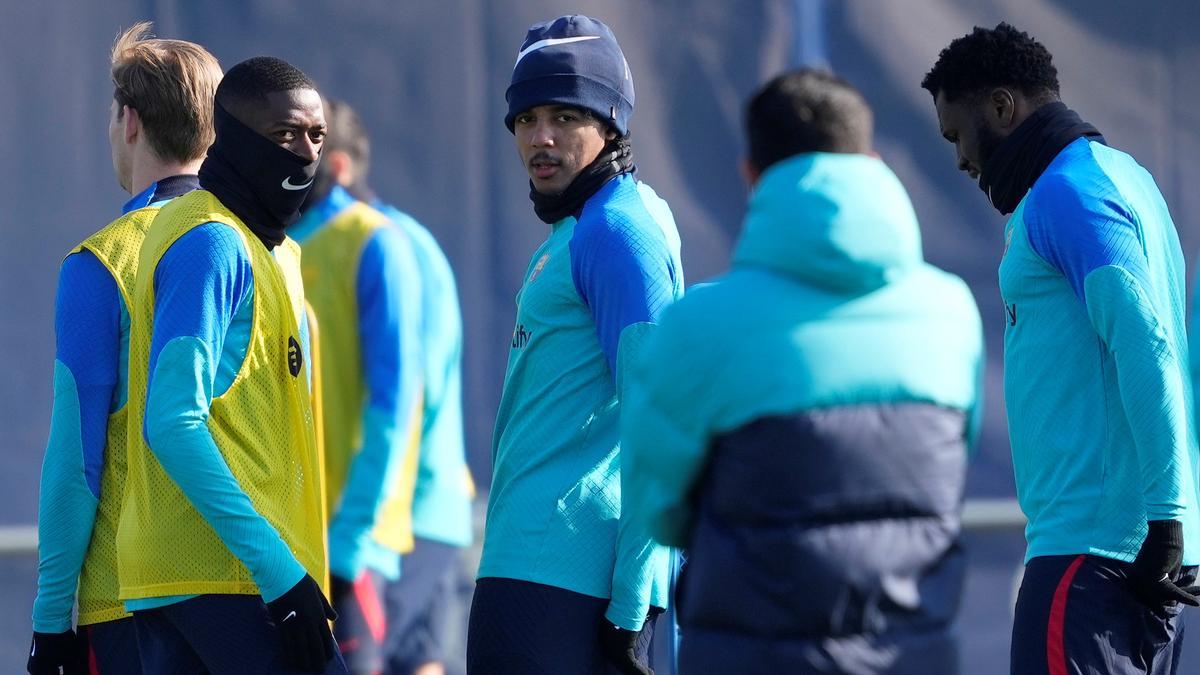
[80, 617, 143, 674]
[133, 594, 349, 675]
[678, 625, 957, 675]
[383, 537, 461, 674]
[467, 577, 659, 675]
[1011, 554, 1194, 675]
[332, 570, 388, 674]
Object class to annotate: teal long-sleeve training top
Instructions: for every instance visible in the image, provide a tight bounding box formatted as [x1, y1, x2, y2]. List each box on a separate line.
[1000, 138, 1200, 564]
[481, 174, 684, 631]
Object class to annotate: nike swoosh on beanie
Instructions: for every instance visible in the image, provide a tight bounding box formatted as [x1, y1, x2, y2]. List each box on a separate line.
[514, 35, 600, 67]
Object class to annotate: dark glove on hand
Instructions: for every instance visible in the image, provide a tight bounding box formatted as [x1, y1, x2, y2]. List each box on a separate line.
[266, 573, 338, 673]
[1129, 519, 1200, 609]
[27, 630, 83, 675]
[600, 622, 654, 675]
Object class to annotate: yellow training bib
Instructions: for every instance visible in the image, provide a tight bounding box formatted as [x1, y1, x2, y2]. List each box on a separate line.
[300, 201, 421, 555]
[118, 190, 327, 599]
[69, 207, 158, 625]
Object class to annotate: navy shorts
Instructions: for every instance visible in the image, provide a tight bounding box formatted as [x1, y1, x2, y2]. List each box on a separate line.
[466, 576, 661, 675]
[1011, 554, 1194, 675]
[332, 570, 389, 674]
[383, 537, 461, 674]
[80, 617, 142, 674]
[132, 593, 349, 675]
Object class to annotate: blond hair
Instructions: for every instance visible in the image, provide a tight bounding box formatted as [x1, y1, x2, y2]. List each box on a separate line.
[110, 22, 222, 162]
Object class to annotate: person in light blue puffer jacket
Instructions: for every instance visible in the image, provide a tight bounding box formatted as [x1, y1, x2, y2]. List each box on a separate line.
[623, 69, 984, 675]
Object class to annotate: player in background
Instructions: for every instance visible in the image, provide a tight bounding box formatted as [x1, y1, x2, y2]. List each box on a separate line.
[291, 97, 424, 674]
[28, 22, 220, 675]
[622, 68, 984, 674]
[305, 97, 476, 675]
[924, 23, 1200, 675]
[467, 15, 683, 675]
[117, 57, 346, 674]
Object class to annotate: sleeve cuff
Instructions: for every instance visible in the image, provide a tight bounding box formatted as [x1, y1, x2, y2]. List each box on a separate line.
[256, 557, 306, 604]
[604, 602, 648, 632]
[31, 616, 73, 634]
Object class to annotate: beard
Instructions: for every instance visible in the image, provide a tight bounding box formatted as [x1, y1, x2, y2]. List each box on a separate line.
[975, 117, 1006, 172]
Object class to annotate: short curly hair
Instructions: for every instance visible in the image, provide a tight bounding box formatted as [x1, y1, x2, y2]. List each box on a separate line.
[216, 56, 316, 112]
[921, 22, 1059, 103]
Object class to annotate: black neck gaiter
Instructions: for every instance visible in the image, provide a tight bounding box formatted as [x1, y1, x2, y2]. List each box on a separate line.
[978, 102, 1105, 215]
[530, 136, 635, 224]
[199, 103, 320, 249]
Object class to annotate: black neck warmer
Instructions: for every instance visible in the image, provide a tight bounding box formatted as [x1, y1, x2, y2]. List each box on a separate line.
[298, 151, 342, 216]
[530, 136, 635, 224]
[978, 102, 1105, 215]
[199, 103, 320, 249]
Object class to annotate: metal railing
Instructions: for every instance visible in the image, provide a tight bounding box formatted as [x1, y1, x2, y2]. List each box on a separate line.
[0, 525, 37, 556]
[0, 500, 1027, 557]
[960, 498, 1026, 532]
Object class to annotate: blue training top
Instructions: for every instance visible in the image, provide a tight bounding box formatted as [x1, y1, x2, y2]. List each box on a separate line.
[32, 176, 197, 632]
[999, 138, 1200, 563]
[290, 185, 423, 580]
[374, 201, 474, 548]
[482, 173, 684, 631]
[130, 219, 312, 611]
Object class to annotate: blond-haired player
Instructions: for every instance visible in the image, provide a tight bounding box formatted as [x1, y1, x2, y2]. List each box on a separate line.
[29, 22, 220, 675]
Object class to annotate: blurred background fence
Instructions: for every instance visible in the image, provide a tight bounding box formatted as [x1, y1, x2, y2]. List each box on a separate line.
[3, 1, 1199, 672]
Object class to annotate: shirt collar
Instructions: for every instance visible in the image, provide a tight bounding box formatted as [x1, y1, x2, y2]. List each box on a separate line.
[121, 174, 201, 214]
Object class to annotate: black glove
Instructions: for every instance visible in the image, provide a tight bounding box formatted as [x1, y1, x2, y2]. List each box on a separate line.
[600, 622, 654, 675]
[27, 630, 83, 675]
[1128, 519, 1200, 609]
[266, 574, 338, 673]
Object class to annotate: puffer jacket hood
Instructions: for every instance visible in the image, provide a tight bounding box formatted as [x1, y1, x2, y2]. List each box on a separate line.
[733, 152, 923, 293]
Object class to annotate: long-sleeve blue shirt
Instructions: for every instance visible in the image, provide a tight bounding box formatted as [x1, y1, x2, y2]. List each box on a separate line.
[129, 221, 312, 611]
[1000, 138, 1200, 563]
[482, 174, 684, 631]
[374, 201, 473, 548]
[33, 177, 197, 632]
[291, 186, 423, 580]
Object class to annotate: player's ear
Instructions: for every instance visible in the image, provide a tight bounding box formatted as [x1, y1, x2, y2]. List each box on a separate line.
[327, 150, 353, 186]
[990, 88, 1017, 129]
[123, 105, 140, 145]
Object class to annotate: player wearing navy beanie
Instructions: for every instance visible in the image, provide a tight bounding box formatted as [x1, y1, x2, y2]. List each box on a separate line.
[504, 15, 634, 136]
[468, 15, 684, 675]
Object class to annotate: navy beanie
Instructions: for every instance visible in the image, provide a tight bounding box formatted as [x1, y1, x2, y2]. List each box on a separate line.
[505, 15, 634, 136]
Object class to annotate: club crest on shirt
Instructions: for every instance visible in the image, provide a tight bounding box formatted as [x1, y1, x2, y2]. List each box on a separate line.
[1003, 225, 1014, 256]
[528, 254, 551, 283]
[287, 335, 303, 377]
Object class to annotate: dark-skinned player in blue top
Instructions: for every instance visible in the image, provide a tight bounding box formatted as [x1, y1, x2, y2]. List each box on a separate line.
[925, 23, 1200, 675]
[118, 58, 346, 675]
